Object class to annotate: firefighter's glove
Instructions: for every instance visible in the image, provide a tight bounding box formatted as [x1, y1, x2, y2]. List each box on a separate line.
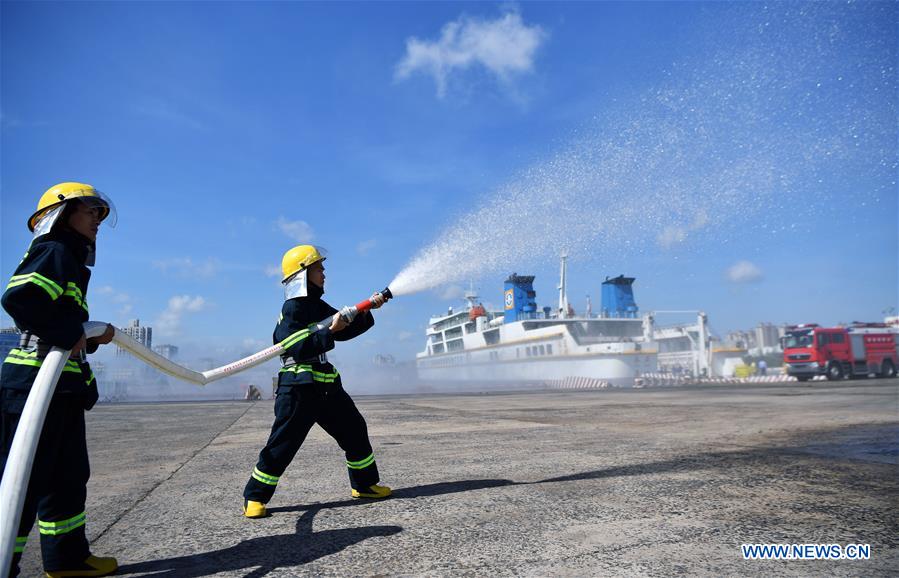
[86, 323, 115, 354]
[330, 312, 349, 333]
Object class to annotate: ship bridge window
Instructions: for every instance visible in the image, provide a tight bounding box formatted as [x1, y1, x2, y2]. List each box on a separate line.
[464, 321, 475, 334]
[432, 314, 468, 333]
[546, 344, 553, 355]
[432, 343, 445, 354]
[539, 345, 545, 355]
[445, 326, 463, 339]
[447, 339, 464, 352]
[483, 329, 500, 345]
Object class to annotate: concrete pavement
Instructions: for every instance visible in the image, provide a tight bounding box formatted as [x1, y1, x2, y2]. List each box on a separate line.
[14, 379, 899, 576]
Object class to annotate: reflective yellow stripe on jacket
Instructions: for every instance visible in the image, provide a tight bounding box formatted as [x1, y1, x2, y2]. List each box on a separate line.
[6, 272, 63, 300]
[63, 281, 89, 313]
[3, 348, 83, 374]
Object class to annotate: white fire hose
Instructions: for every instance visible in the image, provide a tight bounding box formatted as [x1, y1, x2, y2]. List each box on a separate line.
[0, 313, 340, 576]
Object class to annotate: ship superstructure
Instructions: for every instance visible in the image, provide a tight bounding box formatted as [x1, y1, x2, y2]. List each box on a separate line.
[417, 259, 659, 387]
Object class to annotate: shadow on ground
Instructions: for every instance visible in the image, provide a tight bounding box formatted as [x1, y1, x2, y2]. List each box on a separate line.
[117, 506, 400, 577]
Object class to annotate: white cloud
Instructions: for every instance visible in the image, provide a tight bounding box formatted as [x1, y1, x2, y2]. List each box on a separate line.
[657, 210, 709, 248]
[657, 226, 687, 248]
[726, 260, 763, 284]
[395, 10, 546, 97]
[691, 210, 709, 229]
[155, 295, 209, 336]
[95, 285, 133, 316]
[397, 331, 414, 342]
[264, 264, 283, 278]
[153, 257, 219, 279]
[357, 238, 378, 256]
[275, 217, 315, 242]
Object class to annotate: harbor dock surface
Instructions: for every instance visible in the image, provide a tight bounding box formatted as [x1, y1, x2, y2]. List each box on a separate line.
[16, 379, 898, 576]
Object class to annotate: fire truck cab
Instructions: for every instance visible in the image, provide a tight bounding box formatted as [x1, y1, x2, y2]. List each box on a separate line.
[783, 323, 898, 382]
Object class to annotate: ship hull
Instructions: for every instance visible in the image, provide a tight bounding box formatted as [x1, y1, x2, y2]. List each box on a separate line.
[417, 351, 656, 387]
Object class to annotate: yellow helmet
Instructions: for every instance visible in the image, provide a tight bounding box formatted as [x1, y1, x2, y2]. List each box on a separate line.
[28, 182, 114, 232]
[281, 245, 326, 282]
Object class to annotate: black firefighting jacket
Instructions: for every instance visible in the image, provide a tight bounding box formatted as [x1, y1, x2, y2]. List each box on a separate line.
[275, 283, 373, 389]
[1, 230, 97, 397]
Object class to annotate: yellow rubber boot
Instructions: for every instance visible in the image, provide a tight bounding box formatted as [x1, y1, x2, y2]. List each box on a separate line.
[45, 554, 118, 577]
[244, 499, 267, 518]
[351, 484, 392, 499]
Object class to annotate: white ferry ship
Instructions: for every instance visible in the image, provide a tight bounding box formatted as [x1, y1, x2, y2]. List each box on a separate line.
[417, 257, 659, 387]
[416, 257, 745, 387]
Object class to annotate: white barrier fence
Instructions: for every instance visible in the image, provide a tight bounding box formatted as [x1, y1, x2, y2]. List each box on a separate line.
[546, 376, 613, 390]
[546, 373, 828, 390]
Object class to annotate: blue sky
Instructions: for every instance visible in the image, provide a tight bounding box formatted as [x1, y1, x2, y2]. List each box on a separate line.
[2, 1, 896, 376]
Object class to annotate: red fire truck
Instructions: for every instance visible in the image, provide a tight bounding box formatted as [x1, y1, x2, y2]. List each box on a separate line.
[783, 323, 899, 381]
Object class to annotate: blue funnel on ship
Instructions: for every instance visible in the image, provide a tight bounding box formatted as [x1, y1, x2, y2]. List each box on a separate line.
[601, 275, 638, 318]
[504, 274, 537, 323]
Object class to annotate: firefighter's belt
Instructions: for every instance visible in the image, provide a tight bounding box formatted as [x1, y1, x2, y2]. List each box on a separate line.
[18, 332, 86, 362]
[282, 352, 328, 366]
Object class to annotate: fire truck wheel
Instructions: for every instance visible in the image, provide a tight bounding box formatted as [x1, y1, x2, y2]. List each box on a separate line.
[881, 360, 896, 379]
[826, 362, 844, 381]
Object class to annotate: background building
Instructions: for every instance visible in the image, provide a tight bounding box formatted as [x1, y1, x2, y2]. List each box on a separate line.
[117, 319, 152, 356]
[0, 327, 20, 361]
[153, 344, 178, 360]
[753, 322, 782, 355]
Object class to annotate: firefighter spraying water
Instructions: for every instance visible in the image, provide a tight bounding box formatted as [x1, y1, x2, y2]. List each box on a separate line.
[242, 245, 393, 519]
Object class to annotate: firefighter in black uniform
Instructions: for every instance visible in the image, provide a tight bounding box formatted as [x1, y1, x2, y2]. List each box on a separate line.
[243, 245, 390, 518]
[1, 183, 118, 578]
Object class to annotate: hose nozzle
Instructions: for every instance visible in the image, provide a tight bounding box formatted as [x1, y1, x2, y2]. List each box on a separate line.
[341, 286, 395, 323]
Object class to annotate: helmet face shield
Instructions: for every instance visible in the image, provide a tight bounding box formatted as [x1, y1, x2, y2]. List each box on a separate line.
[79, 190, 117, 228]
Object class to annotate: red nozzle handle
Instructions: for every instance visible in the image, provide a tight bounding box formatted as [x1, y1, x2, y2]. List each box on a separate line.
[354, 287, 393, 313]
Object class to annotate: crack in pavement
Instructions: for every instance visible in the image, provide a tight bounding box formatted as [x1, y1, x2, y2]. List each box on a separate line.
[91, 402, 258, 544]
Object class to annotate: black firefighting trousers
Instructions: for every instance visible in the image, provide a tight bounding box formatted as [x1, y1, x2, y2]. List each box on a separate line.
[243, 382, 379, 503]
[1, 389, 90, 576]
